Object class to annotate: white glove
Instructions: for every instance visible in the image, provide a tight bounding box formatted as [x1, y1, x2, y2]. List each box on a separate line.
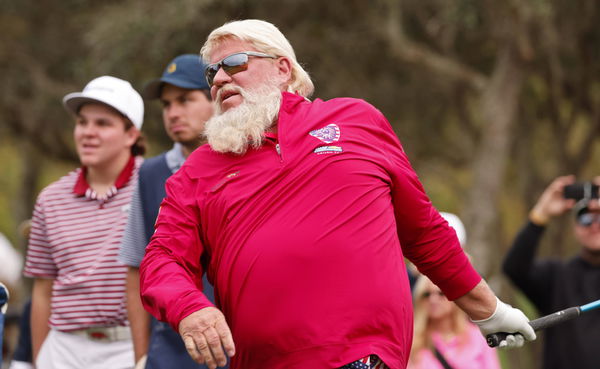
[472, 297, 536, 348]
[0, 282, 8, 314]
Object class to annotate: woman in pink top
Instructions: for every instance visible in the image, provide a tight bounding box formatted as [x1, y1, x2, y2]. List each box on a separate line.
[408, 276, 501, 369]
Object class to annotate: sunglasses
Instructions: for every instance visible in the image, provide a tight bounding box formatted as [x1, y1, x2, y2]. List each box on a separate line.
[421, 290, 445, 299]
[577, 213, 600, 227]
[204, 51, 277, 87]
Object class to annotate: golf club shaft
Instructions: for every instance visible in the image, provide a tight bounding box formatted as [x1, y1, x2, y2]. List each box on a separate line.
[486, 306, 581, 347]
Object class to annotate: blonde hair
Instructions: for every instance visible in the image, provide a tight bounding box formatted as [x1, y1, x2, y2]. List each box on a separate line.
[200, 19, 314, 98]
[410, 275, 468, 363]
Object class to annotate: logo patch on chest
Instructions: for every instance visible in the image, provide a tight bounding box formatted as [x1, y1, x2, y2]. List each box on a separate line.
[309, 124, 340, 144]
[314, 146, 343, 155]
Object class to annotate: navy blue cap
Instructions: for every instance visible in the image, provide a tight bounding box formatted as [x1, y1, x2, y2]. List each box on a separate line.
[142, 54, 210, 99]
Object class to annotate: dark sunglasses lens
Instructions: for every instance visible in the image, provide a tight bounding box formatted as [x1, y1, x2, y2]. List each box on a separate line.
[578, 213, 595, 226]
[205, 65, 219, 85]
[205, 53, 251, 86]
[422, 290, 444, 299]
[222, 53, 250, 75]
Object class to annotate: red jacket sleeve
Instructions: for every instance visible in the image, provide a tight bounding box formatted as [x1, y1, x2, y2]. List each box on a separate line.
[369, 108, 481, 300]
[139, 167, 214, 331]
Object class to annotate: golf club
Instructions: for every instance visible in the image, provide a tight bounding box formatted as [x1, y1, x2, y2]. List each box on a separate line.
[486, 298, 600, 347]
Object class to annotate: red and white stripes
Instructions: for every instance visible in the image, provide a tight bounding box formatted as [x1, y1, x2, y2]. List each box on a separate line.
[24, 158, 141, 331]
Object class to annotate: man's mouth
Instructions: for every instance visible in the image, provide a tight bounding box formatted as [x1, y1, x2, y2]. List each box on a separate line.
[81, 143, 98, 150]
[221, 91, 238, 102]
[169, 123, 186, 132]
[218, 86, 242, 104]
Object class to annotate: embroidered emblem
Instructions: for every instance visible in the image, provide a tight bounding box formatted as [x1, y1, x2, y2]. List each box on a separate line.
[309, 124, 340, 144]
[167, 62, 177, 73]
[211, 171, 240, 192]
[314, 146, 343, 155]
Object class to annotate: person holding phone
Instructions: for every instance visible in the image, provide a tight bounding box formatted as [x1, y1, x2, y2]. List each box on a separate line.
[503, 175, 600, 369]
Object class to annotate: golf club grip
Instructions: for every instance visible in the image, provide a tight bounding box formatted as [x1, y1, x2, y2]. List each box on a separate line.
[486, 306, 581, 347]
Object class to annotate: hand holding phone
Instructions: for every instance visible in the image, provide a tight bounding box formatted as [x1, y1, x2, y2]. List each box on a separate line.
[563, 182, 599, 200]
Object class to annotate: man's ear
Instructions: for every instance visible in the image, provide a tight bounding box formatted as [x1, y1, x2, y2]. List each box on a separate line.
[276, 56, 293, 82]
[125, 126, 141, 147]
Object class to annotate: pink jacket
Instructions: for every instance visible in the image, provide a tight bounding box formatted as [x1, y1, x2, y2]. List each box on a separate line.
[140, 92, 481, 369]
[407, 323, 501, 369]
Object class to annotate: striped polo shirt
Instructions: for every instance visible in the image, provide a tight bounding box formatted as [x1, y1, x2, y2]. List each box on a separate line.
[24, 156, 142, 331]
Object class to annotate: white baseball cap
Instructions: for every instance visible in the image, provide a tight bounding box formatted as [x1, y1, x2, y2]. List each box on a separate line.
[63, 76, 144, 129]
[440, 212, 467, 247]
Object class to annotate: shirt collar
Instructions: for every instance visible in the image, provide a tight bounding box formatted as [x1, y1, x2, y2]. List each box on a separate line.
[280, 91, 310, 114]
[73, 155, 136, 200]
[165, 143, 186, 173]
[264, 131, 278, 141]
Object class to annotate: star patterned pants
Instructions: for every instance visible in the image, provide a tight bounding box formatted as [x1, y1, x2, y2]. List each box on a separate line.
[340, 354, 389, 369]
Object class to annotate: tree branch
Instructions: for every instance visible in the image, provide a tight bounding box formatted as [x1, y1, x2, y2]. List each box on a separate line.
[375, 0, 488, 92]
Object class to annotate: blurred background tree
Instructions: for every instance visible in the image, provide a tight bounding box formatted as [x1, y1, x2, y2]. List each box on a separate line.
[0, 0, 598, 367]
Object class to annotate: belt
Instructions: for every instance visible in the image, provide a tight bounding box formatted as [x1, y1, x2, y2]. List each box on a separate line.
[68, 325, 131, 342]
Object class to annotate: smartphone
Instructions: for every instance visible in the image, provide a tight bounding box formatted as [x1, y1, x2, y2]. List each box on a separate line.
[563, 182, 600, 200]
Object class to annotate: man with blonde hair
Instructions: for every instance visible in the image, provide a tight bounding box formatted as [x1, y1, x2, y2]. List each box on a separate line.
[140, 19, 535, 369]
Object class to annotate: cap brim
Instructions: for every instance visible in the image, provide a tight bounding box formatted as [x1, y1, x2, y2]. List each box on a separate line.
[574, 199, 592, 218]
[141, 79, 163, 100]
[62, 94, 133, 125]
[141, 76, 209, 100]
[63, 93, 109, 115]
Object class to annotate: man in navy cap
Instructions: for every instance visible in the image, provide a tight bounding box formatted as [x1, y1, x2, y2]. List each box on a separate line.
[119, 54, 216, 369]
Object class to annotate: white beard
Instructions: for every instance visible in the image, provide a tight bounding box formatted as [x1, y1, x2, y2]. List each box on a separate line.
[205, 82, 282, 154]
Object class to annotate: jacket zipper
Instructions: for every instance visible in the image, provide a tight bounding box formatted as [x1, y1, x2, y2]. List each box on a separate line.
[275, 143, 283, 162]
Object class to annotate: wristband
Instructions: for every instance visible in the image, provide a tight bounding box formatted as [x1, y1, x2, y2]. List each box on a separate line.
[529, 209, 549, 226]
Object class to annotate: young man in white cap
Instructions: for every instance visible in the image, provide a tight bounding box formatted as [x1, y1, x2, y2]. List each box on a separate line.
[24, 76, 144, 369]
[118, 54, 217, 369]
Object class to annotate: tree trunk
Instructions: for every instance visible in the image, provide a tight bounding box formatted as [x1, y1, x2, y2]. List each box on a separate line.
[464, 44, 525, 277]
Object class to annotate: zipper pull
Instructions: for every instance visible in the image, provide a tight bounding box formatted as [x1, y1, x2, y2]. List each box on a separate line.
[274, 143, 284, 162]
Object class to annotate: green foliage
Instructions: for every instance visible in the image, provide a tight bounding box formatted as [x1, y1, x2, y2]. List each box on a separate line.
[1, 1, 599, 367]
[0, 139, 20, 244]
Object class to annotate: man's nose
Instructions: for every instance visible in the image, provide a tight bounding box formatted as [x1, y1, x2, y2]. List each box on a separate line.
[81, 123, 98, 135]
[166, 104, 182, 121]
[212, 67, 232, 87]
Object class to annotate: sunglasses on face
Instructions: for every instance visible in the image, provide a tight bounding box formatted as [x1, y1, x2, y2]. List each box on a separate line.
[421, 290, 445, 299]
[204, 51, 277, 87]
[577, 213, 600, 227]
